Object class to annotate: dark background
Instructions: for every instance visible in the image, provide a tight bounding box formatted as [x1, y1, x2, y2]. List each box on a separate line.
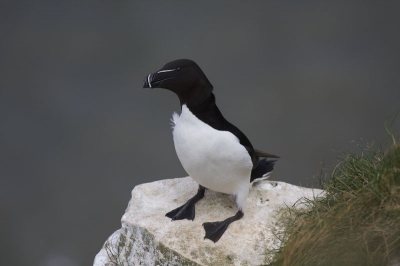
[1, 1, 399, 265]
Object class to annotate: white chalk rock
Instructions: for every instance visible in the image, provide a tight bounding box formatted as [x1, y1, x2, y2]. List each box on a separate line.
[94, 177, 324, 266]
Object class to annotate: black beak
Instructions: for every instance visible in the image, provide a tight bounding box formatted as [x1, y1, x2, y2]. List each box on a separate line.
[143, 72, 174, 89]
[143, 73, 154, 89]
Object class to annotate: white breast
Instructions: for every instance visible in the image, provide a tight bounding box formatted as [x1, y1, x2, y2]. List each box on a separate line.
[172, 105, 253, 196]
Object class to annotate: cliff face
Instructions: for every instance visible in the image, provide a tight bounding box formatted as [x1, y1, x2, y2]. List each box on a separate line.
[94, 177, 324, 266]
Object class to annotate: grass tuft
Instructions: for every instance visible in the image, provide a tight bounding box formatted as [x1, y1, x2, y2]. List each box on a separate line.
[268, 119, 400, 266]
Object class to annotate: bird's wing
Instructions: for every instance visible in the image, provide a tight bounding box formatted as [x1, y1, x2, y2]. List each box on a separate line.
[187, 94, 279, 164]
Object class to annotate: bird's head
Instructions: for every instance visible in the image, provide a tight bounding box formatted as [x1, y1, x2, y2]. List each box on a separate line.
[143, 59, 213, 106]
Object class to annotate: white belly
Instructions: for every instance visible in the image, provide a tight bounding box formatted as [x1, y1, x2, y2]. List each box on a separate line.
[172, 105, 253, 195]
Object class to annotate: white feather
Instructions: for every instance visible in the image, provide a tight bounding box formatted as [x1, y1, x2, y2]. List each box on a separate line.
[251, 172, 272, 183]
[170, 112, 180, 129]
[172, 104, 253, 211]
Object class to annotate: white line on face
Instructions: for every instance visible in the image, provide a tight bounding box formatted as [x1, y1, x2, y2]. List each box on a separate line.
[157, 68, 179, 73]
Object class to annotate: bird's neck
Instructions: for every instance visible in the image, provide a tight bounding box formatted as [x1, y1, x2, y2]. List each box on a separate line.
[183, 93, 216, 112]
[178, 76, 214, 109]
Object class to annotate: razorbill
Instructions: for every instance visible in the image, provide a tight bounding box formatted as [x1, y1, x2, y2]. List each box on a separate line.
[143, 59, 279, 243]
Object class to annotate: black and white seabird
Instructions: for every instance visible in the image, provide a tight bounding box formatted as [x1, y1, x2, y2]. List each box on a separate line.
[143, 59, 279, 243]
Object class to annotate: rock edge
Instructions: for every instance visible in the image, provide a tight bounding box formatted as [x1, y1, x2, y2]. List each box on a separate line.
[94, 177, 324, 266]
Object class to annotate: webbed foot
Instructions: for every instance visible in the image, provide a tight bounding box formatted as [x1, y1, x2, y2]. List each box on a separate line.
[202, 211, 244, 243]
[166, 199, 196, 220]
[166, 185, 205, 221]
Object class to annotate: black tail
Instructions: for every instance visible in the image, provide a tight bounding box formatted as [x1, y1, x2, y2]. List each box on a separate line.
[250, 159, 276, 182]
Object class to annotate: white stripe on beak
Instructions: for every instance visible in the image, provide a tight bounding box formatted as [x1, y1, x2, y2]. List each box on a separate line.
[147, 74, 152, 88]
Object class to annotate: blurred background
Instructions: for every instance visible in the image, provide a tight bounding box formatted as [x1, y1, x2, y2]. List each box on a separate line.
[1, 1, 399, 265]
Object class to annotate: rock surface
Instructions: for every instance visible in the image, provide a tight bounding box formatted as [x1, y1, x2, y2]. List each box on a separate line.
[94, 177, 324, 266]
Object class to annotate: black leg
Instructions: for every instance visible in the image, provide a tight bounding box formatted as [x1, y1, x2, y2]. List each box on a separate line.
[202, 210, 244, 243]
[166, 185, 205, 221]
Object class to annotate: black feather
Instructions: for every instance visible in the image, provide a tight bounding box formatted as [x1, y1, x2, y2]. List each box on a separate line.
[250, 159, 276, 182]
